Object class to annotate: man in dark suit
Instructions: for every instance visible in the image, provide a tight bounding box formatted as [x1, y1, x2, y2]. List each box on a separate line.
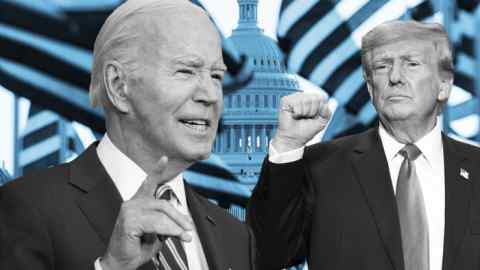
[248, 20, 480, 270]
[0, 1, 255, 270]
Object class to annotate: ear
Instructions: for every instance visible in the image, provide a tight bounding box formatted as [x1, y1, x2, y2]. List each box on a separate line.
[437, 76, 453, 102]
[103, 60, 130, 113]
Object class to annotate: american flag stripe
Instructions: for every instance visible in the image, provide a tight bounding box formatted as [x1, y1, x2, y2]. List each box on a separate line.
[0, 24, 92, 89]
[0, 0, 108, 131]
[307, 0, 425, 86]
[447, 0, 479, 140]
[277, 0, 327, 40]
[450, 98, 477, 121]
[410, 0, 435, 20]
[304, 1, 388, 82]
[452, 5, 476, 95]
[279, 1, 339, 73]
[0, 0, 111, 51]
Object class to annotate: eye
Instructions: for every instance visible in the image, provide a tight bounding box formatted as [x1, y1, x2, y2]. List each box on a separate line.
[212, 72, 224, 81]
[178, 68, 194, 75]
[407, 61, 420, 67]
[373, 64, 389, 71]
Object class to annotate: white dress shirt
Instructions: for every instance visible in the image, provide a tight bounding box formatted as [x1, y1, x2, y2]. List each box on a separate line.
[94, 134, 209, 270]
[269, 123, 445, 270]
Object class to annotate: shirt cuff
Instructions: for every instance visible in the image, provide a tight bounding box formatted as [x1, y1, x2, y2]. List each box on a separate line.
[94, 257, 104, 270]
[268, 141, 304, 164]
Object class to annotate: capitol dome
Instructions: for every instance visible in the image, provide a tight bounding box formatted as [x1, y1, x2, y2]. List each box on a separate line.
[229, 27, 285, 73]
[213, 0, 299, 185]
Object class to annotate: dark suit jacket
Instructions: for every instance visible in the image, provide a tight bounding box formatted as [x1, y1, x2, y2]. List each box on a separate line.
[248, 128, 480, 270]
[0, 143, 255, 270]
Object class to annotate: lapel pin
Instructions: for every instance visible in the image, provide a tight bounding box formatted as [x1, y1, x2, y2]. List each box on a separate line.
[460, 168, 470, 180]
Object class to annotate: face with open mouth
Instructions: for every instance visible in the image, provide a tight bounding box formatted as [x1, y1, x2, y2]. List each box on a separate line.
[126, 9, 225, 167]
[179, 119, 211, 132]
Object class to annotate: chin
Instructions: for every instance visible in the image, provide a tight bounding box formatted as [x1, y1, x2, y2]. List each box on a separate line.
[183, 145, 213, 162]
[197, 152, 211, 161]
[382, 108, 414, 121]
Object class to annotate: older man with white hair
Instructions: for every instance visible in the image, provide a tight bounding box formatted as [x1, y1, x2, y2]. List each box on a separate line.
[0, 1, 255, 270]
[248, 20, 480, 270]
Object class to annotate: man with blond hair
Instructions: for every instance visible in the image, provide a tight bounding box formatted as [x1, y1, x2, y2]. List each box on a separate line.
[0, 1, 255, 269]
[248, 20, 480, 270]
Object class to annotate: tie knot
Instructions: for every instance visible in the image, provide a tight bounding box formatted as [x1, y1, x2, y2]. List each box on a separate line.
[399, 143, 421, 161]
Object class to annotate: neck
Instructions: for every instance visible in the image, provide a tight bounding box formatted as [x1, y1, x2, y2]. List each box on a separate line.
[106, 120, 190, 181]
[380, 117, 437, 144]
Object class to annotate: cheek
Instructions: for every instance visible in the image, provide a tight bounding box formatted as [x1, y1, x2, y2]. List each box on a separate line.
[371, 86, 386, 103]
[370, 76, 388, 94]
[414, 77, 438, 100]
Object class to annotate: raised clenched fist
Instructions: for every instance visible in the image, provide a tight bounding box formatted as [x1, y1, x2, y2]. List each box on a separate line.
[273, 92, 331, 153]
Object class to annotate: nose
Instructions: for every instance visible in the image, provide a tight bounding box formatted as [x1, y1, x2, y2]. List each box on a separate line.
[388, 60, 405, 86]
[193, 71, 221, 106]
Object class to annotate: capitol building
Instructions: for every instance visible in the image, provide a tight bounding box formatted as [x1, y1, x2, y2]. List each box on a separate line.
[213, 0, 299, 185]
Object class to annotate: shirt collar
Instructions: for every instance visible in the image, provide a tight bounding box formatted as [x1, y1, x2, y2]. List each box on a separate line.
[96, 134, 186, 205]
[378, 121, 443, 167]
[378, 124, 404, 162]
[415, 122, 443, 170]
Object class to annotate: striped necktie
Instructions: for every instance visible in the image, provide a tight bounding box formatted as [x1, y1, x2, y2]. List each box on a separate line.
[152, 185, 190, 270]
[396, 144, 429, 270]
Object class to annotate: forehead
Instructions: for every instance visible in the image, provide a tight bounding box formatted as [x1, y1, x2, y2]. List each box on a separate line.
[140, 9, 223, 67]
[370, 39, 434, 60]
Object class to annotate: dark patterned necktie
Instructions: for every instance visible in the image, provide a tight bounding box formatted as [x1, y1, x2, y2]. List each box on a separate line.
[152, 186, 190, 270]
[396, 144, 429, 270]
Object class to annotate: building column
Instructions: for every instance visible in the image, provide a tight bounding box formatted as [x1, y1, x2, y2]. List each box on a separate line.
[234, 125, 239, 152]
[261, 125, 267, 152]
[218, 127, 224, 153]
[241, 125, 246, 152]
[230, 125, 235, 152]
[251, 124, 257, 152]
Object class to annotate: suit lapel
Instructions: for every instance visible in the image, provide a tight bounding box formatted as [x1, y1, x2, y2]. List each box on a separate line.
[350, 129, 404, 270]
[185, 184, 229, 270]
[69, 143, 155, 270]
[442, 135, 472, 270]
[69, 143, 122, 244]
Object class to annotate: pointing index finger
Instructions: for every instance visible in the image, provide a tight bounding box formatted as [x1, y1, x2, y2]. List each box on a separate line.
[133, 156, 169, 199]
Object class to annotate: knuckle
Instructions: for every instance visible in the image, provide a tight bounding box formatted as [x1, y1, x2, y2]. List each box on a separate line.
[157, 217, 179, 233]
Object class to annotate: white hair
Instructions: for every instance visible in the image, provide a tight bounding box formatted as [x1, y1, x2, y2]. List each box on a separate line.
[89, 0, 199, 107]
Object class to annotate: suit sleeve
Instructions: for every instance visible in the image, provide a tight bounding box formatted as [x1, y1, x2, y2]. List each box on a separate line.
[247, 156, 313, 269]
[247, 225, 257, 270]
[0, 183, 55, 270]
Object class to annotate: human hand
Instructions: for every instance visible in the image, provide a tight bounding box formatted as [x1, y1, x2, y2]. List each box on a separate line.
[272, 92, 331, 153]
[100, 157, 193, 270]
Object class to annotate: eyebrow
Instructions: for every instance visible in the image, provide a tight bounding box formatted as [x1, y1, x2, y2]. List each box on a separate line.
[402, 54, 423, 60]
[173, 57, 203, 67]
[373, 52, 424, 62]
[212, 61, 227, 71]
[172, 56, 227, 71]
